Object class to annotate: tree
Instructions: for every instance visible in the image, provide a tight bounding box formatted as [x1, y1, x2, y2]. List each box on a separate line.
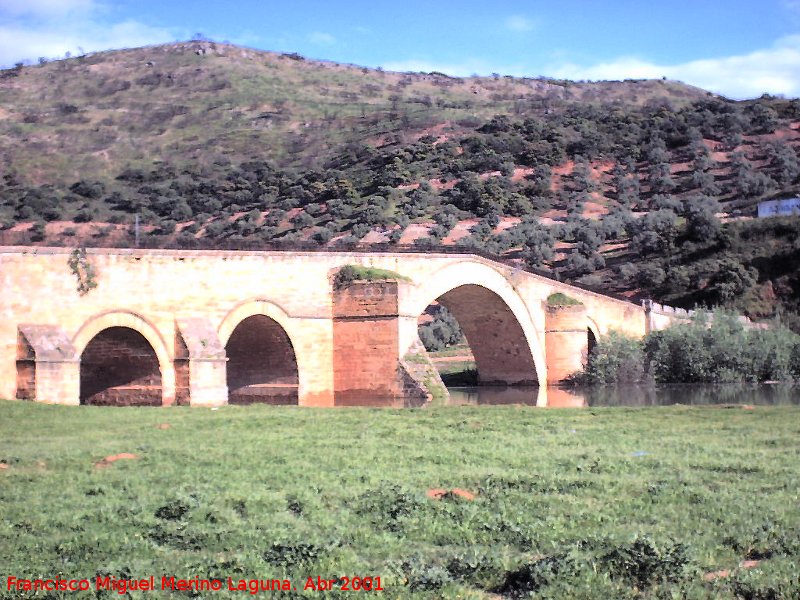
[706, 258, 758, 305]
[585, 331, 645, 384]
[746, 103, 780, 134]
[515, 220, 555, 268]
[690, 170, 720, 196]
[418, 305, 464, 351]
[768, 141, 800, 186]
[628, 209, 678, 255]
[648, 162, 675, 195]
[573, 223, 604, 258]
[683, 195, 721, 241]
[433, 204, 459, 233]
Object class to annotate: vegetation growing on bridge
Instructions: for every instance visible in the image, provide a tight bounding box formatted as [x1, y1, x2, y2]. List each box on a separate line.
[66, 248, 98, 296]
[547, 292, 583, 307]
[1, 401, 799, 598]
[585, 310, 800, 384]
[333, 264, 410, 289]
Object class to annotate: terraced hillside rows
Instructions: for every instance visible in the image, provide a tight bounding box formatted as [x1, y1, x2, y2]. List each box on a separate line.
[2, 41, 800, 325]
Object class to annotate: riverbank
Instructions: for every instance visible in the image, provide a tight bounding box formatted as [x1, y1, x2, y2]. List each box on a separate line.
[1, 402, 798, 598]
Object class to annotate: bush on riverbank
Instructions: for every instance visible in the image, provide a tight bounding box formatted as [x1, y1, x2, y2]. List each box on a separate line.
[587, 311, 800, 384]
[585, 331, 646, 384]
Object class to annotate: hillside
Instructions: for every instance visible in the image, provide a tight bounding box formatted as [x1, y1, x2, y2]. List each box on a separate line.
[0, 41, 712, 183]
[1, 41, 800, 327]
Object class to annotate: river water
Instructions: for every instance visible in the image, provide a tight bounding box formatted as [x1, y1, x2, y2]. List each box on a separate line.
[446, 384, 800, 407]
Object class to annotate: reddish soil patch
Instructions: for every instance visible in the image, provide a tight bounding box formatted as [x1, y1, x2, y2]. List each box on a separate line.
[496, 217, 521, 232]
[670, 161, 691, 175]
[703, 559, 761, 581]
[398, 223, 431, 245]
[429, 177, 458, 191]
[94, 453, 139, 468]
[155, 423, 171, 430]
[583, 201, 609, 219]
[591, 160, 615, 175]
[442, 221, 473, 244]
[541, 209, 567, 221]
[552, 160, 575, 177]
[511, 167, 534, 182]
[710, 151, 730, 163]
[360, 229, 389, 244]
[426, 488, 476, 501]
[0, 463, 9, 470]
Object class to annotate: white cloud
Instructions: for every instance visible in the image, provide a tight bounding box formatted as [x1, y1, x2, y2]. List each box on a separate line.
[308, 31, 336, 45]
[0, 21, 175, 65]
[550, 35, 800, 99]
[505, 15, 534, 32]
[0, 2, 177, 66]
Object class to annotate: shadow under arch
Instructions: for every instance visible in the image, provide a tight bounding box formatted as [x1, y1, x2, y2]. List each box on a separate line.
[586, 317, 601, 363]
[218, 300, 301, 405]
[72, 310, 174, 406]
[408, 260, 545, 387]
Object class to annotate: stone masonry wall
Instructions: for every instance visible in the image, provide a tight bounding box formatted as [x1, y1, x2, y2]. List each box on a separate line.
[332, 281, 406, 406]
[0, 247, 658, 406]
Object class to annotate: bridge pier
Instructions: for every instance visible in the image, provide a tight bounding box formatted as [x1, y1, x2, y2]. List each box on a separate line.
[16, 325, 79, 405]
[332, 280, 429, 406]
[544, 303, 589, 385]
[175, 318, 228, 407]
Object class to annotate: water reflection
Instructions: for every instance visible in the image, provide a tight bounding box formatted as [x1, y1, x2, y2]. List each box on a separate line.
[447, 384, 800, 407]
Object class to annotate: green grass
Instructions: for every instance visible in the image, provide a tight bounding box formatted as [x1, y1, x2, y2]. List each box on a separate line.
[427, 344, 473, 358]
[1, 401, 799, 598]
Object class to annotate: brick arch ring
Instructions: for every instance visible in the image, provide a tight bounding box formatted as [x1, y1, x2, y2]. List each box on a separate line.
[71, 310, 176, 405]
[217, 299, 307, 399]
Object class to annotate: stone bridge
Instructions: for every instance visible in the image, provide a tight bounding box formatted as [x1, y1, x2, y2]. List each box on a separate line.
[0, 247, 681, 407]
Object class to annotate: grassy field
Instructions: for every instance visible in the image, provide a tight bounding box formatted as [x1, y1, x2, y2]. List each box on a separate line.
[1, 401, 799, 598]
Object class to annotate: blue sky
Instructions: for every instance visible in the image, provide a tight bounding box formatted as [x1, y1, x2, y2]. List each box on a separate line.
[3, 0, 800, 99]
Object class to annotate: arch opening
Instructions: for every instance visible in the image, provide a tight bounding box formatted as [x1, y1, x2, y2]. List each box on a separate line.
[225, 315, 298, 405]
[418, 284, 539, 403]
[80, 326, 162, 406]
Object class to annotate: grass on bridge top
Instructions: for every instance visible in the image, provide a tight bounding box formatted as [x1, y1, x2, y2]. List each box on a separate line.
[0, 401, 799, 598]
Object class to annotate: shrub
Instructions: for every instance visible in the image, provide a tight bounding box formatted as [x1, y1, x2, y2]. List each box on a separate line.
[418, 305, 463, 351]
[494, 554, 576, 597]
[645, 311, 800, 383]
[596, 537, 691, 589]
[547, 293, 582, 306]
[586, 331, 645, 384]
[333, 265, 409, 289]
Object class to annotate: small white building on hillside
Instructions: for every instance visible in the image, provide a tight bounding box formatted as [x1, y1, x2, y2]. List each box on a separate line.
[757, 197, 800, 218]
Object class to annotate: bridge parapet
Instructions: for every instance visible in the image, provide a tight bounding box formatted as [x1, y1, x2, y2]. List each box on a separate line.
[643, 299, 755, 333]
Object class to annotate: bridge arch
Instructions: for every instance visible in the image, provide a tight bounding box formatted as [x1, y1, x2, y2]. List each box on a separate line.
[218, 300, 302, 405]
[406, 260, 546, 386]
[72, 310, 175, 406]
